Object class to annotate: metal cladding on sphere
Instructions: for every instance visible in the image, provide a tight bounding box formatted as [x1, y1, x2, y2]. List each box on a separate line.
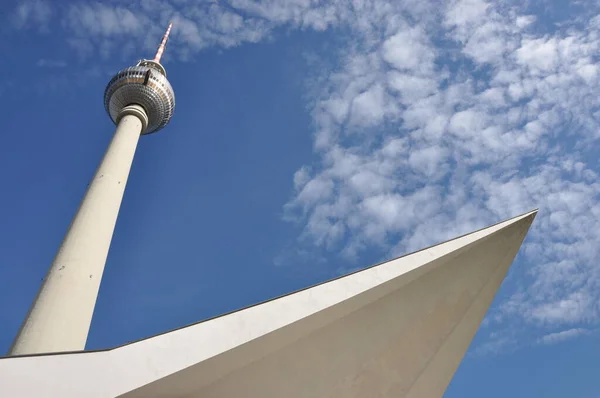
[104, 61, 175, 134]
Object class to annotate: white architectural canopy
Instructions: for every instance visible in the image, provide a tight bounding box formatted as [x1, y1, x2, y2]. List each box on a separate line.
[0, 210, 536, 398]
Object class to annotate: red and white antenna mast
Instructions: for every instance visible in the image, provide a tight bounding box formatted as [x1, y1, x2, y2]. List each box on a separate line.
[153, 23, 173, 63]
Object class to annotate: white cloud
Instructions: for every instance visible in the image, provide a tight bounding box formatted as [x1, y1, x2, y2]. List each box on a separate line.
[529, 292, 596, 325]
[382, 27, 436, 74]
[408, 145, 449, 178]
[515, 15, 536, 30]
[277, 0, 600, 352]
[349, 84, 389, 127]
[516, 37, 560, 73]
[13, 0, 52, 30]
[387, 72, 438, 102]
[448, 109, 488, 139]
[444, 0, 489, 33]
[36, 59, 67, 68]
[293, 166, 311, 191]
[294, 177, 335, 207]
[8, 1, 277, 59]
[66, 3, 145, 37]
[537, 328, 591, 345]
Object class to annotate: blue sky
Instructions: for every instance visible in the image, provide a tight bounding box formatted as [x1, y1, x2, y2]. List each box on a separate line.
[1, 0, 600, 396]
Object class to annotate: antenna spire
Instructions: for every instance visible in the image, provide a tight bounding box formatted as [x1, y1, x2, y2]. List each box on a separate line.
[153, 23, 173, 63]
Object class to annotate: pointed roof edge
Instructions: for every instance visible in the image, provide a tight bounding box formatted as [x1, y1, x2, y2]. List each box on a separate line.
[2, 208, 538, 359]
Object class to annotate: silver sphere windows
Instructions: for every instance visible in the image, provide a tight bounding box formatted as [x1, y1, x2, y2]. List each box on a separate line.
[104, 65, 176, 134]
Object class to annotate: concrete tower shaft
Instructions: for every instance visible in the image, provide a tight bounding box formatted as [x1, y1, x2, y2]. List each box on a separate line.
[9, 24, 176, 356]
[10, 105, 147, 355]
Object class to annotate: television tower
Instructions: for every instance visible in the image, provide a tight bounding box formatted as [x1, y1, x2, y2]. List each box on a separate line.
[9, 24, 176, 356]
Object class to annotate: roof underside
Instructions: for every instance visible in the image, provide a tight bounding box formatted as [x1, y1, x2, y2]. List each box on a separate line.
[0, 210, 537, 398]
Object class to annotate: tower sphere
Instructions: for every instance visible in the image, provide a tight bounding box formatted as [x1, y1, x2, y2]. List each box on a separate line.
[104, 59, 176, 134]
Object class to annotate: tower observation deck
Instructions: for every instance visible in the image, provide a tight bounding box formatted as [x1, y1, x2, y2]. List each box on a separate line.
[9, 24, 176, 356]
[104, 21, 175, 135]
